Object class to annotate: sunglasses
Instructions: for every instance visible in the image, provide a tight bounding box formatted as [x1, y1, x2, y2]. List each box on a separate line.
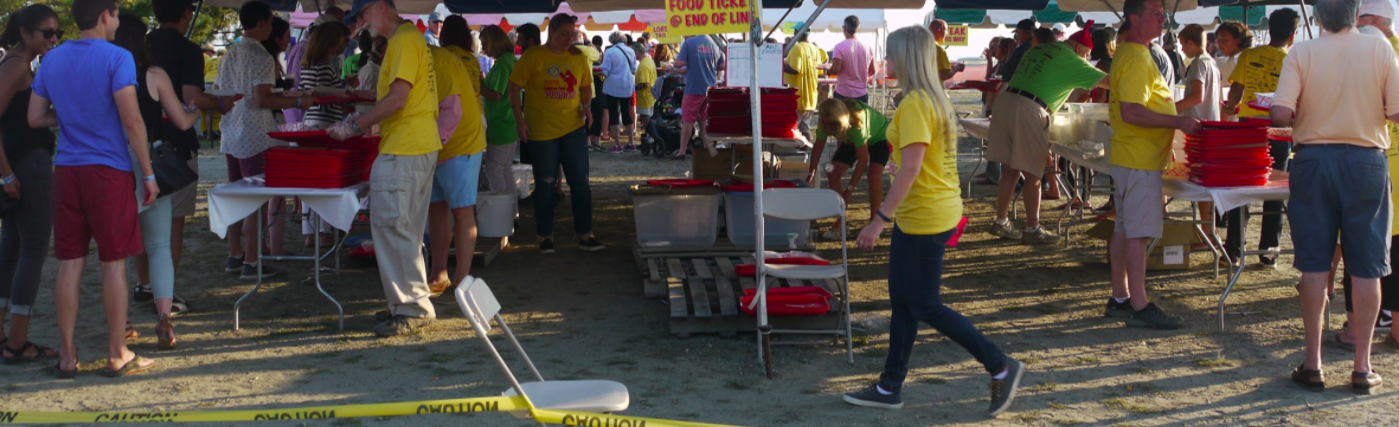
[31, 28, 63, 40]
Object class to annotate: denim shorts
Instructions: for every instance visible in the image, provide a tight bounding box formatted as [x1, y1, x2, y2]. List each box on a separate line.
[430, 153, 483, 209]
[1289, 144, 1393, 278]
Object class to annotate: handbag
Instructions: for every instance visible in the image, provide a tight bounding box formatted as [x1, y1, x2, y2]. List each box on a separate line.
[148, 141, 198, 197]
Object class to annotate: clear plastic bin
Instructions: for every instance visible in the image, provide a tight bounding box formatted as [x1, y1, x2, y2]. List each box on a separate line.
[512, 164, 532, 200]
[724, 190, 810, 247]
[632, 185, 722, 248]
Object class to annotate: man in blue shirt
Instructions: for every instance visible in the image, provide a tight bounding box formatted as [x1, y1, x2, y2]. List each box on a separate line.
[28, 0, 159, 378]
[424, 12, 442, 46]
[674, 34, 724, 157]
[600, 31, 637, 153]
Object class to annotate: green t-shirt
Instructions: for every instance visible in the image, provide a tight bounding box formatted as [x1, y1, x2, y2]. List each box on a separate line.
[813, 100, 890, 147]
[1006, 42, 1106, 112]
[483, 53, 519, 145]
[342, 54, 362, 80]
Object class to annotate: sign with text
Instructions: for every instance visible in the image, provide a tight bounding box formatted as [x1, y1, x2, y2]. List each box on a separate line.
[651, 25, 682, 44]
[666, 0, 753, 37]
[944, 24, 970, 46]
[725, 43, 784, 88]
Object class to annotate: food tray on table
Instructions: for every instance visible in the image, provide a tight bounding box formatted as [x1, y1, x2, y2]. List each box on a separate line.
[267, 130, 380, 150]
[1188, 175, 1269, 187]
[1201, 118, 1271, 129]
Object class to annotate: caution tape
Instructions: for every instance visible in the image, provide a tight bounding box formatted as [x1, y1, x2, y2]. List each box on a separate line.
[0, 396, 526, 424]
[533, 408, 748, 427]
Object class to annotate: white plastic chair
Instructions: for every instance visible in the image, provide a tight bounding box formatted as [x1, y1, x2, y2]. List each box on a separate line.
[454, 278, 630, 420]
[752, 188, 854, 371]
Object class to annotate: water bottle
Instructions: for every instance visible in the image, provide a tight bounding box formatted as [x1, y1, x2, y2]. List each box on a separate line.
[822, 162, 834, 174]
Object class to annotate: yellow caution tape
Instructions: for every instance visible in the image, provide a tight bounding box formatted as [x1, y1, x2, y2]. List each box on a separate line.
[0, 396, 526, 424]
[533, 408, 749, 427]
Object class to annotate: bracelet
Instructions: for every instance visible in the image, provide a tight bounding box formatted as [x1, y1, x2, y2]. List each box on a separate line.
[0, 175, 14, 185]
[144, 174, 156, 182]
[875, 210, 892, 222]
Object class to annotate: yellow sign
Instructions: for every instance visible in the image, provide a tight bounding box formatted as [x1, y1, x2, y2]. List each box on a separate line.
[665, 0, 753, 37]
[651, 24, 683, 44]
[944, 24, 970, 46]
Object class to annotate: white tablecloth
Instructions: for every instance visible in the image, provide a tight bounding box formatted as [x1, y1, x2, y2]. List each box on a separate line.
[208, 178, 369, 238]
[1050, 143, 1111, 175]
[1162, 177, 1290, 214]
[959, 118, 990, 140]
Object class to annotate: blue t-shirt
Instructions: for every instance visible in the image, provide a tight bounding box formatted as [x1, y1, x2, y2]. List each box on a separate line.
[679, 36, 723, 95]
[32, 38, 137, 172]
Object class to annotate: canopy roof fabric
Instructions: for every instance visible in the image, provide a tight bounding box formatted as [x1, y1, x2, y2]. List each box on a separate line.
[211, 0, 929, 14]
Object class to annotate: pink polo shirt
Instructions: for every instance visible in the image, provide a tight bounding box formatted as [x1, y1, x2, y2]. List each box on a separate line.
[1272, 27, 1399, 149]
[831, 38, 872, 98]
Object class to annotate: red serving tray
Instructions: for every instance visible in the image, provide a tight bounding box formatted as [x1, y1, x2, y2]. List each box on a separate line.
[1191, 128, 1268, 138]
[1201, 118, 1271, 129]
[645, 179, 716, 188]
[734, 257, 830, 277]
[267, 130, 381, 150]
[743, 286, 834, 299]
[1188, 176, 1269, 187]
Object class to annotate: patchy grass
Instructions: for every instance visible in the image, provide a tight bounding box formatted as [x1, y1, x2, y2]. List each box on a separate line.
[1050, 419, 1088, 426]
[606, 359, 638, 367]
[1012, 410, 1043, 423]
[1132, 367, 1155, 375]
[1070, 356, 1102, 366]
[1194, 355, 1235, 368]
[266, 325, 327, 340]
[1101, 397, 1173, 414]
[724, 380, 751, 391]
[862, 343, 889, 358]
[1020, 356, 1042, 366]
[342, 354, 364, 364]
[1025, 382, 1060, 393]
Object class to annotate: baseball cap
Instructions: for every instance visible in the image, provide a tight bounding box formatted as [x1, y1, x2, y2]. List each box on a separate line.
[1051, 23, 1066, 35]
[1016, 19, 1036, 32]
[429, 11, 444, 22]
[1360, 0, 1395, 20]
[345, 0, 384, 26]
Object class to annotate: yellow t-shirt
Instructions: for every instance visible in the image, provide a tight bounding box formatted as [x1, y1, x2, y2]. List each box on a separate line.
[936, 43, 951, 80]
[576, 44, 601, 98]
[785, 42, 819, 111]
[508, 45, 593, 141]
[205, 55, 220, 84]
[1387, 36, 1399, 235]
[1109, 43, 1177, 171]
[1229, 45, 1287, 117]
[888, 91, 961, 235]
[445, 45, 482, 97]
[636, 57, 658, 109]
[376, 22, 440, 156]
[429, 46, 486, 159]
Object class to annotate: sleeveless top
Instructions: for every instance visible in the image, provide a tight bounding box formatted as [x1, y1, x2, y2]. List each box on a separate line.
[0, 55, 56, 158]
[135, 64, 165, 145]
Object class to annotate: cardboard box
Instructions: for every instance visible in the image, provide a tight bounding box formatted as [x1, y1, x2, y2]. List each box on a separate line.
[1087, 219, 1203, 270]
[692, 147, 735, 181]
[777, 161, 810, 180]
[732, 152, 778, 182]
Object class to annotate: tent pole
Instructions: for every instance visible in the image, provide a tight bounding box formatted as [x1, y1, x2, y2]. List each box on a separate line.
[749, 0, 771, 375]
[786, 0, 833, 54]
[1097, 0, 1122, 22]
[1297, 0, 1313, 39]
[186, 0, 207, 39]
[762, 2, 800, 44]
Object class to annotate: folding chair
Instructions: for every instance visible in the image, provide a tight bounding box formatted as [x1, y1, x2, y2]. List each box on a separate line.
[752, 188, 855, 376]
[453, 278, 630, 421]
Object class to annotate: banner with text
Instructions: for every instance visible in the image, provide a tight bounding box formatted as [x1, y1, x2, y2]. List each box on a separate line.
[666, 0, 752, 37]
[944, 25, 970, 46]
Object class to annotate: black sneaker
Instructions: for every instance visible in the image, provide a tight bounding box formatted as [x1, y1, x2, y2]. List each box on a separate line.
[374, 310, 393, 323]
[1126, 302, 1184, 330]
[1104, 298, 1132, 318]
[989, 358, 1026, 417]
[539, 239, 556, 254]
[225, 256, 245, 273]
[132, 284, 154, 304]
[239, 263, 278, 281]
[579, 237, 606, 252]
[842, 383, 903, 409]
[1379, 311, 1393, 330]
[374, 315, 433, 337]
[1260, 255, 1277, 267]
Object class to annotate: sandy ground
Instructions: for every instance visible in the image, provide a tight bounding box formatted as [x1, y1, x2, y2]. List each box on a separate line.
[3, 91, 1399, 427]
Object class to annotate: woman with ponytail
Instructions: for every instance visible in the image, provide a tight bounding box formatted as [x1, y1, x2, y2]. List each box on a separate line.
[0, 4, 59, 364]
[842, 25, 1024, 417]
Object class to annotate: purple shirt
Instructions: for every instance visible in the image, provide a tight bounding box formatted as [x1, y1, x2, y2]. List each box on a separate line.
[832, 38, 872, 98]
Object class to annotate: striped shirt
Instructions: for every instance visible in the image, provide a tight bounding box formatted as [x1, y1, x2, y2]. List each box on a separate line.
[296, 63, 346, 128]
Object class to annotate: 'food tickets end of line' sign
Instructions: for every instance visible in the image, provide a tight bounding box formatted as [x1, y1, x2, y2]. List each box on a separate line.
[666, 0, 753, 37]
[944, 24, 970, 46]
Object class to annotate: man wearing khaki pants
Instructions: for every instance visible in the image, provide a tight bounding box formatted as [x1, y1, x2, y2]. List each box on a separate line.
[333, 0, 441, 337]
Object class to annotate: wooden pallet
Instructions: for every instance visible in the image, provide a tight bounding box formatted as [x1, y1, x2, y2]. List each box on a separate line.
[473, 237, 507, 268]
[660, 255, 844, 337]
[633, 238, 816, 297]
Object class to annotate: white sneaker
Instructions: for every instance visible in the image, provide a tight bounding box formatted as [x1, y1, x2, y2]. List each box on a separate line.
[990, 221, 1022, 240]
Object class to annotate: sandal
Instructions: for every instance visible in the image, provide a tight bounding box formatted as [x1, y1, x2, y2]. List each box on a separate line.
[102, 353, 154, 378]
[1325, 333, 1357, 352]
[125, 322, 139, 340]
[2, 341, 58, 365]
[156, 315, 176, 351]
[1291, 365, 1325, 392]
[54, 356, 77, 379]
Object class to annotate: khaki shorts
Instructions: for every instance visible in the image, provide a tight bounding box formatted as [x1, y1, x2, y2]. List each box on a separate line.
[1110, 165, 1164, 239]
[986, 93, 1051, 177]
[170, 156, 199, 217]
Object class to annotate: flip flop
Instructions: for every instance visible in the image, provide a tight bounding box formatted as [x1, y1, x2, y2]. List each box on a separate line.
[2, 341, 58, 365]
[102, 354, 154, 378]
[1325, 333, 1357, 352]
[54, 358, 77, 380]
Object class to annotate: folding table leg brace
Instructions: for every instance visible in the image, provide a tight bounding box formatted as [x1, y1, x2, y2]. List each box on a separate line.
[233, 209, 344, 331]
[1217, 205, 1303, 331]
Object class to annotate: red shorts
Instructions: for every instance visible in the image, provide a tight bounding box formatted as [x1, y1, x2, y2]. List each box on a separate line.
[53, 165, 143, 262]
[226, 153, 266, 181]
[682, 94, 708, 125]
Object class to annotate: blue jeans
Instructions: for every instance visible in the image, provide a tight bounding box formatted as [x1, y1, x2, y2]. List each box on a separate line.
[138, 196, 174, 299]
[0, 149, 52, 316]
[529, 126, 592, 239]
[879, 226, 1007, 393]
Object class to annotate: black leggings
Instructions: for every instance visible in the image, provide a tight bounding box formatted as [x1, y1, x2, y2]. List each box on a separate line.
[1341, 238, 1399, 313]
[0, 149, 52, 316]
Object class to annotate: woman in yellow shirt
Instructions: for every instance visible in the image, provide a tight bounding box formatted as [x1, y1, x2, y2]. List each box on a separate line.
[842, 26, 1023, 416]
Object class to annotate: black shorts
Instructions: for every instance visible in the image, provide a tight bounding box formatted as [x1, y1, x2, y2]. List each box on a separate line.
[588, 97, 605, 136]
[602, 94, 635, 127]
[831, 140, 891, 167]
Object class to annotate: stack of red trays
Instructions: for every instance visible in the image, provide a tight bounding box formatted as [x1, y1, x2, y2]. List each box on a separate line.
[706, 88, 752, 135]
[1184, 120, 1272, 187]
[759, 88, 800, 138]
[266, 131, 381, 187]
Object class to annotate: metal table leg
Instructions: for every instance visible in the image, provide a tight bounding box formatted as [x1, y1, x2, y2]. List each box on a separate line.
[311, 215, 344, 331]
[232, 210, 264, 331]
[233, 204, 345, 332]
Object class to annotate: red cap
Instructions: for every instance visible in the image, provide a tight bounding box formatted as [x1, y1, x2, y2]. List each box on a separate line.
[1067, 20, 1094, 51]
